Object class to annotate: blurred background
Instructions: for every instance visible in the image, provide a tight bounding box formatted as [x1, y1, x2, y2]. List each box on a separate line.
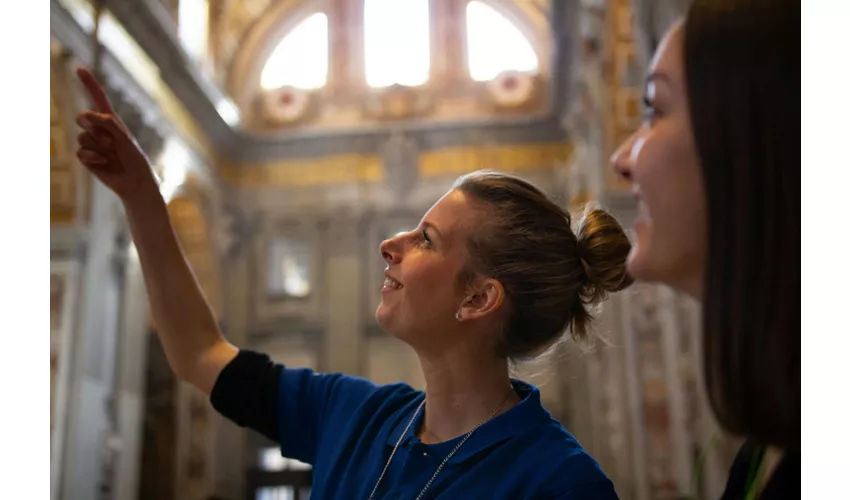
[49, 0, 742, 499]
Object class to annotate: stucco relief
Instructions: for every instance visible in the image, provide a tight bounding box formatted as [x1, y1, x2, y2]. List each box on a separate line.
[381, 131, 420, 207]
[627, 285, 680, 498]
[561, 1, 606, 207]
[51, 43, 84, 226]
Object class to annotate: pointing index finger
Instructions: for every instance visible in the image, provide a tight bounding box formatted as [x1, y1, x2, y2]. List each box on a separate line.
[76, 67, 114, 115]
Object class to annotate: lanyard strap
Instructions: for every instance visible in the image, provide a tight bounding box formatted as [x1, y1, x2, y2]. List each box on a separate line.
[689, 436, 769, 500]
[744, 446, 769, 500]
[689, 431, 721, 499]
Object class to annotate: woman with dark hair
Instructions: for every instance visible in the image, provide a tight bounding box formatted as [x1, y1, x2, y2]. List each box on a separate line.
[611, 0, 798, 498]
[73, 65, 634, 497]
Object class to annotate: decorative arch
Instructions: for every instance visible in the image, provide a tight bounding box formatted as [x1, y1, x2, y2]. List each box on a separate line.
[260, 11, 329, 90]
[227, 0, 323, 111]
[464, 0, 540, 81]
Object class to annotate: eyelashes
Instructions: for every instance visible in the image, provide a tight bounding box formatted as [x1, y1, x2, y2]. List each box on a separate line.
[642, 96, 659, 122]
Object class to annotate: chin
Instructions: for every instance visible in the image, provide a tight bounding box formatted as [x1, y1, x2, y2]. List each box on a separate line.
[375, 303, 401, 338]
[375, 302, 390, 328]
[626, 230, 653, 280]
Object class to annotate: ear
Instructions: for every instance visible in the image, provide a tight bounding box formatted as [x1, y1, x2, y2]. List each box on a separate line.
[459, 278, 505, 321]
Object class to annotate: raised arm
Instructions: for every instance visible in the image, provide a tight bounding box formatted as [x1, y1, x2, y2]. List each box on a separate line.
[74, 68, 236, 394]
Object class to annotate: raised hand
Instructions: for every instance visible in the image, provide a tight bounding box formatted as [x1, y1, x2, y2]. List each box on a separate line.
[75, 67, 159, 203]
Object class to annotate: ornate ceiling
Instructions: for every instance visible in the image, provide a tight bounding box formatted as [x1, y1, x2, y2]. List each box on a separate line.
[53, 0, 576, 164]
[213, 0, 550, 79]
[213, 0, 553, 109]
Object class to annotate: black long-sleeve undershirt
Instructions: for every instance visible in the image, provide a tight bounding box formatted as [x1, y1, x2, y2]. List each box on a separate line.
[209, 349, 282, 443]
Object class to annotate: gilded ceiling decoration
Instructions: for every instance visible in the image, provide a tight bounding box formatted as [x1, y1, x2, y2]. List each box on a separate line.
[213, 0, 548, 78]
[203, 0, 556, 132]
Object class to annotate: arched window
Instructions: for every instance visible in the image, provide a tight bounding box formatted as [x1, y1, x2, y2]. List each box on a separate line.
[465, 1, 538, 82]
[364, 0, 431, 88]
[178, 0, 209, 61]
[261, 13, 329, 90]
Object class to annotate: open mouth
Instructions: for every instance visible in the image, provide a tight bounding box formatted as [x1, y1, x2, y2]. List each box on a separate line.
[383, 276, 403, 290]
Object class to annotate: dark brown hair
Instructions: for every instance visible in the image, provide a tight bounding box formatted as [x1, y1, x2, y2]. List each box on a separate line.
[454, 170, 633, 361]
[684, 0, 799, 450]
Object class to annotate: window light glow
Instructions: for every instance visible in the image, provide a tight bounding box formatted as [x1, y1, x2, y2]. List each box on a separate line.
[261, 13, 329, 90]
[364, 0, 431, 88]
[466, 1, 538, 81]
[178, 0, 209, 62]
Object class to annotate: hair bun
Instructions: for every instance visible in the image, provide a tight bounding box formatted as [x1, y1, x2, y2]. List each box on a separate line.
[575, 203, 634, 303]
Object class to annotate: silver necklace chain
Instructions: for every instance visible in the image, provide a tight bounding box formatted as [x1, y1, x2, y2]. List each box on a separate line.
[367, 390, 514, 500]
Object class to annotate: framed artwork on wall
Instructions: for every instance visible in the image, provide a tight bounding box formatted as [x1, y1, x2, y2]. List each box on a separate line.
[253, 219, 324, 324]
[266, 236, 313, 299]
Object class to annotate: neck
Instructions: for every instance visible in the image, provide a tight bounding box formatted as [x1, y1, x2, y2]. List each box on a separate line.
[416, 344, 519, 444]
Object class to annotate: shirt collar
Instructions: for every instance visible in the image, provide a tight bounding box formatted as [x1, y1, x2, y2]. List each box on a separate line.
[386, 393, 426, 447]
[385, 379, 551, 464]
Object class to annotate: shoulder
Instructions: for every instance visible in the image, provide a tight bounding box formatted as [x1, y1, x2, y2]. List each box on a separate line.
[499, 380, 614, 495]
[278, 367, 417, 408]
[526, 420, 617, 497]
[357, 380, 422, 416]
[722, 442, 800, 500]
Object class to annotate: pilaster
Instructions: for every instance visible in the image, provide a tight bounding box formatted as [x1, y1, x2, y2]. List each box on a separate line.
[322, 215, 366, 375]
[60, 181, 127, 500]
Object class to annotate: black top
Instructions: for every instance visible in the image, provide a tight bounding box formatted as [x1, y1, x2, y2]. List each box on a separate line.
[721, 441, 799, 499]
[209, 349, 281, 442]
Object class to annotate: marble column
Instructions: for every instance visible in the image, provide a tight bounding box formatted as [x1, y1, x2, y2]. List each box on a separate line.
[111, 244, 151, 500]
[60, 181, 127, 500]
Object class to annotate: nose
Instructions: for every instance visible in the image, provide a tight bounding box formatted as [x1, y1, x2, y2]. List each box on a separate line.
[611, 131, 638, 182]
[380, 237, 400, 265]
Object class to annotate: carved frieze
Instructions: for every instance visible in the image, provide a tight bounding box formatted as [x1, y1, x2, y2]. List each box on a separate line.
[361, 85, 435, 121]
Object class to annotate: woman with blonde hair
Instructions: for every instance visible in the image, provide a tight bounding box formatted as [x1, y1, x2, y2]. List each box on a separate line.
[74, 66, 633, 498]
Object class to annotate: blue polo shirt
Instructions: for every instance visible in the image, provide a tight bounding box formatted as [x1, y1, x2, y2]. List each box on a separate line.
[211, 350, 618, 499]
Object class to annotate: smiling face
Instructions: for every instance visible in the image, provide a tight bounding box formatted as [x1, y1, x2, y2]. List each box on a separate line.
[376, 189, 485, 350]
[611, 22, 707, 298]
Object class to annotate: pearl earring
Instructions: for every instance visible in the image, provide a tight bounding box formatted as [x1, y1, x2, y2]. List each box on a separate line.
[455, 312, 462, 321]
